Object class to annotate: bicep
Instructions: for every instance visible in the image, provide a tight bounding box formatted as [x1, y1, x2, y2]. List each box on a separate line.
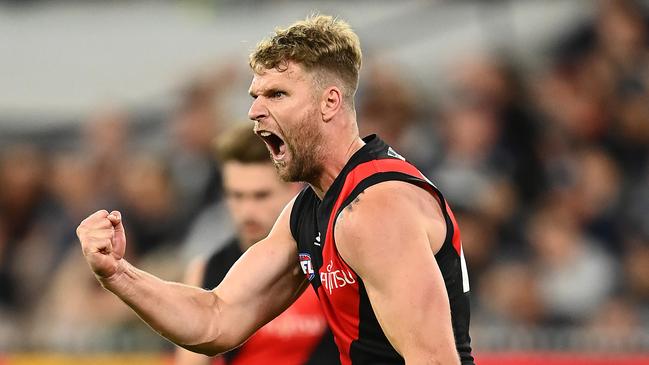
[214, 236, 306, 333]
[210, 200, 306, 346]
[361, 244, 456, 362]
[335, 183, 458, 363]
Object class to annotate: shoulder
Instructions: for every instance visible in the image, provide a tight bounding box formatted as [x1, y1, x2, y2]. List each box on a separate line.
[333, 180, 446, 274]
[335, 180, 439, 235]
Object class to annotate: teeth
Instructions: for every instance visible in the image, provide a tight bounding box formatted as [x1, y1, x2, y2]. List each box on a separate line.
[260, 131, 271, 137]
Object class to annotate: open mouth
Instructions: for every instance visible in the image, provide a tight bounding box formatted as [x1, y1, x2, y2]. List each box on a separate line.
[257, 130, 287, 159]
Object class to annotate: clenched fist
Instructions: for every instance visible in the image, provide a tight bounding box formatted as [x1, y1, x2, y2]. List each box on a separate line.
[77, 209, 127, 279]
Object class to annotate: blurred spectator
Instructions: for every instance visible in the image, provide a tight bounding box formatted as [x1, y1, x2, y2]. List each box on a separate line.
[173, 65, 247, 262]
[0, 145, 54, 314]
[118, 153, 185, 257]
[357, 60, 439, 170]
[30, 248, 140, 351]
[444, 56, 544, 204]
[429, 88, 521, 256]
[82, 105, 131, 206]
[623, 237, 649, 306]
[589, 296, 639, 334]
[586, 296, 644, 351]
[167, 71, 231, 225]
[545, 0, 649, 176]
[431, 101, 509, 209]
[454, 210, 499, 292]
[570, 148, 623, 251]
[527, 199, 617, 325]
[477, 261, 544, 327]
[620, 158, 649, 241]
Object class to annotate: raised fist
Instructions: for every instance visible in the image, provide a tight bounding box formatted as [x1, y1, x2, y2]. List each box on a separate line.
[76, 209, 127, 279]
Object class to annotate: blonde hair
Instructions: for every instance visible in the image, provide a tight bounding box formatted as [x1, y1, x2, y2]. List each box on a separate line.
[249, 14, 362, 105]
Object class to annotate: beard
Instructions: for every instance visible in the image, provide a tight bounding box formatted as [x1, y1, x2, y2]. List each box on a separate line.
[274, 108, 325, 183]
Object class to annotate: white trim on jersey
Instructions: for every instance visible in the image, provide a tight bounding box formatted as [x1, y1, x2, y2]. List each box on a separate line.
[460, 246, 470, 293]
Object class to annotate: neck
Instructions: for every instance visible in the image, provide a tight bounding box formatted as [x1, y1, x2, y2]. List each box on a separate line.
[309, 135, 365, 199]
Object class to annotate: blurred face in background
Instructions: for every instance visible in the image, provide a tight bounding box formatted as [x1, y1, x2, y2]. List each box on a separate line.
[172, 101, 220, 154]
[0, 146, 46, 222]
[597, 0, 647, 62]
[119, 155, 176, 221]
[50, 154, 96, 219]
[83, 106, 129, 159]
[171, 81, 221, 155]
[222, 161, 298, 249]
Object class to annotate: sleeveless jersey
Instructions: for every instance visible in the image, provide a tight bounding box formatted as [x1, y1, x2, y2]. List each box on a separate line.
[290, 135, 474, 365]
[202, 238, 340, 365]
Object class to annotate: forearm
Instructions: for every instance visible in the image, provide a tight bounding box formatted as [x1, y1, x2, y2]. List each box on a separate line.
[98, 260, 231, 354]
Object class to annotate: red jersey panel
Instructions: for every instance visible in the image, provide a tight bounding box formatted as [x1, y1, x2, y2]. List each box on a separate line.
[230, 288, 329, 365]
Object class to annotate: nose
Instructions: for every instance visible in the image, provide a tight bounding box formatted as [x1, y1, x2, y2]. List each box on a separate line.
[237, 197, 261, 223]
[240, 198, 256, 216]
[248, 97, 268, 121]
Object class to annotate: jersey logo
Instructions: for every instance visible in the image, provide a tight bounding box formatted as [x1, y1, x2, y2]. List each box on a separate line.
[313, 232, 321, 246]
[387, 147, 405, 161]
[320, 260, 356, 295]
[299, 253, 316, 281]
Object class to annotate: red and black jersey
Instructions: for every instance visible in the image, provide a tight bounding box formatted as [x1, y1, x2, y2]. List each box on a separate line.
[290, 135, 474, 365]
[202, 238, 340, 365]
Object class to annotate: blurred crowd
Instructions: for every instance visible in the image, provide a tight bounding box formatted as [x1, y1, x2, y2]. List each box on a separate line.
[1, 0, 649, 354]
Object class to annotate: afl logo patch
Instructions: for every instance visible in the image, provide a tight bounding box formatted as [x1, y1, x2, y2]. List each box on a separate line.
[299, 253, 315, 281]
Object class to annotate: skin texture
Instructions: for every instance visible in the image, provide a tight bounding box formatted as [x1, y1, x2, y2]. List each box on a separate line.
[174, 259, 211, 365]
[77, 61, 460, 364]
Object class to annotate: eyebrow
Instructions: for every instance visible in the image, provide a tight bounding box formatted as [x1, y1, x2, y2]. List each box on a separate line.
[249, 87, 284, 98]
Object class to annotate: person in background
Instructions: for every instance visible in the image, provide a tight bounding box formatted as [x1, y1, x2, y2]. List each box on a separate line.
[175, 123, 339, 365]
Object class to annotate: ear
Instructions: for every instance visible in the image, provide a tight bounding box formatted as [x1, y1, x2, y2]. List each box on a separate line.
[320, 86, 343, 122]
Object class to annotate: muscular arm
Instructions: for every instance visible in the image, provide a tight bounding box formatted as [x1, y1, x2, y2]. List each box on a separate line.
[334, 181, 460, 365]
[174, 259, 212, 365]
[77, 200, 305, 356]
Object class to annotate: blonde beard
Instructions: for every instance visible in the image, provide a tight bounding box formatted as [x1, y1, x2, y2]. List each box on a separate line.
[276, 109, 325, 183]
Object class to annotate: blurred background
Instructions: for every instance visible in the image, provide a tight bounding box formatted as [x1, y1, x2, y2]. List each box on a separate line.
[1, 0, 649, 364]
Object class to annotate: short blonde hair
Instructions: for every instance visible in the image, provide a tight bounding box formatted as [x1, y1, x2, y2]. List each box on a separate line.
[249, 14, 362, 104]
